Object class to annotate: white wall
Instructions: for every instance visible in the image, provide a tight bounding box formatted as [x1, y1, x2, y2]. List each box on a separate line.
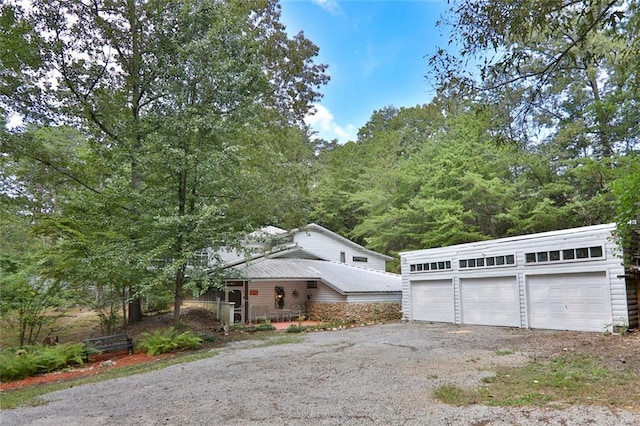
[293, 229, 387, 271]
[400, 224, 631, 331]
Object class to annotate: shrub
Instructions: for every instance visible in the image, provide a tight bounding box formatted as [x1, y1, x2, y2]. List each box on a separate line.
[138, 327, 203, 356]
[245, 323, 276, 333]
[0, 343, 86, 382]
[286, 324, 307, 333]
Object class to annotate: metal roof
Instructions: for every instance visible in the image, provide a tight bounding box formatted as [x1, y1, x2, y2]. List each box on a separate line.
[230, 258, 401, 294]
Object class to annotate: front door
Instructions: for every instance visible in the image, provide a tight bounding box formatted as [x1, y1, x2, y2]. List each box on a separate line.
[228, 287, 244, 324]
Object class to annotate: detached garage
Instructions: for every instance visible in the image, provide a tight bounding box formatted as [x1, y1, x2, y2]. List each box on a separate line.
[401, 223, 638, 332]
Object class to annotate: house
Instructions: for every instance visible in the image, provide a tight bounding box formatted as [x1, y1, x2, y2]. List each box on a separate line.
[184, 224, 402, 324]
[400, 223, 639, 332]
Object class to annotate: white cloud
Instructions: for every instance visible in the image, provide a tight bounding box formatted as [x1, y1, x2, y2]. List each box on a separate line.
[305, 104, 357, 143]
[311, 0, 343, 17]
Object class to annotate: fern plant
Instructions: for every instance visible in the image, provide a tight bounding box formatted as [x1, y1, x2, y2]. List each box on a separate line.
[138, 327, 203, 355]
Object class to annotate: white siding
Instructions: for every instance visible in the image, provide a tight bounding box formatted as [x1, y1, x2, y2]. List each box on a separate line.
[346, 293, 402, 303]
[293, 230, 387, 271]
[410, 280, 454, 322]
[401, 224, 630, 332]
[308, 282, 347, 303]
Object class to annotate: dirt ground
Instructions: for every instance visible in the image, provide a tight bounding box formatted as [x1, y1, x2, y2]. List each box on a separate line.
[2, 321, 640, 425]
[3, 308, 640, 392]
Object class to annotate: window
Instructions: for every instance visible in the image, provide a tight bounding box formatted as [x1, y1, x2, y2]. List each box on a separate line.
[476, 258, 485, 267]
[306, 281, 317, 289]
[563, 249, 575, 260]
[352, 256, 368, 262]
[590, 246, 603, 257]
[410, 259, 452, 273]
[468, 259, 476, 268]
[536, 252, 548, 262]
[549, 251, 560, 261]
[486, 257, 495, 266]
[496, 256, 505, 265]
[459, 259, 467, 268]
[576, 248, 589, 259]
[340, 251, 345, 263]
[525, 253, 536, 263]
[506, 255, 515, 265]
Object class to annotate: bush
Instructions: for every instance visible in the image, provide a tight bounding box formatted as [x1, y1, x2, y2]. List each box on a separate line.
[138, 327, 203, 356]
[286, 325, 307, 333]
[245, 323, 276, 333]
[0, 343, 86, 382]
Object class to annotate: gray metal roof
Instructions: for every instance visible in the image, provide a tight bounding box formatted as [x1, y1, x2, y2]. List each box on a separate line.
[230, 258, 401, 294]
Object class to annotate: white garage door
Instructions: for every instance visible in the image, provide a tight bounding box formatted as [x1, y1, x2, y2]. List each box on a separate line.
[527, 272, 611, 332]
[460, 276, 520, 327]
[411, 280, 453, 322]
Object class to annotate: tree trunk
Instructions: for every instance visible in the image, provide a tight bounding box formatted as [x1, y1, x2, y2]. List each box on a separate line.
[128, 295, 143, 324]
[173, 272, 184, 328]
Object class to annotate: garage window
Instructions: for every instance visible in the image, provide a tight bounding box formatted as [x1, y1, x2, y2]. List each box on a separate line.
[410, 259, 452, 273]
[459, 254, 515, 269]
[526, 246, 604, 264]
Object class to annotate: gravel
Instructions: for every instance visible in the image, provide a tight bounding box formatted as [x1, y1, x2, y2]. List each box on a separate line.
[2, 322, 638, 425]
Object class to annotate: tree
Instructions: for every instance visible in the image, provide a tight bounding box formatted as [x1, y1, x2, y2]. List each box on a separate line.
[430, 0, 639, 237]
[3, 0, 328, 326]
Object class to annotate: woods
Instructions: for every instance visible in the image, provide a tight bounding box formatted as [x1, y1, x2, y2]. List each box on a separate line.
[1, 0, 638, 332]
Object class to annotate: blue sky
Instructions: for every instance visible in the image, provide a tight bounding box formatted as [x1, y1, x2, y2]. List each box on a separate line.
[280, 0, 450, 143]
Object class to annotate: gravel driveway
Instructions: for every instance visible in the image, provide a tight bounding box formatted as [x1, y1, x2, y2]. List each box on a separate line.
[2, 322, 638, 425]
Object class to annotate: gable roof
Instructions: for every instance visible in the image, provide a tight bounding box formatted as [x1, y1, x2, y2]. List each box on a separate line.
[288, 223, 393, 261]
[230, 258, 401, 294]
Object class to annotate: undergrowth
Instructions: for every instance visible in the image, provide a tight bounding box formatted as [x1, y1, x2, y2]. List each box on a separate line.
[138, 327, 203, 355]
[0, 343, 86, 382]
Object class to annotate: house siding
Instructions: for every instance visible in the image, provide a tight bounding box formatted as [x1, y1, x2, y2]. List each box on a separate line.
[401, 224, 632, 332]
[293, 230, 387, 271]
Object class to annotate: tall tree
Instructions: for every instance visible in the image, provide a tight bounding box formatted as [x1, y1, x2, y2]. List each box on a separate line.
[3, 0, 328, 325]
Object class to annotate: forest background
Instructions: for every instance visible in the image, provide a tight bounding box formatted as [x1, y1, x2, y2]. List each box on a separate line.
[1, 0, 639, 342]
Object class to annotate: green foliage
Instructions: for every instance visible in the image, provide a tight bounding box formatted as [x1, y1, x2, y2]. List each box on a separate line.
[286, 324, 308, 333]
[244, 323, 276, 333]
[0, 343, 85, 382]
[138, 327, 203, 356]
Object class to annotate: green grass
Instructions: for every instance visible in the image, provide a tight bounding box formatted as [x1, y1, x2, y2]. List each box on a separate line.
[495, 349, 513, 356]
[434, 353, 637, 408]
[0, 350, 217, 410]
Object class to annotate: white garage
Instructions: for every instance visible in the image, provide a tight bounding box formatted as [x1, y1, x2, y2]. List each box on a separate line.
[527, 272, 612, 332]
[410, 280, 453, 322]
[460, 276, 520, 327]
[400, 224, 636, 332]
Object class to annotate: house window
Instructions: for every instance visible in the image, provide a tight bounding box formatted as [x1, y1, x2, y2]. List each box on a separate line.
[506, 255, 515, 264]
[549, 251, 560, 261]
[459, 259, 467, 268]
[476, 258, 485, 267]
[416, 263, 423, 271]
[468, 259, 476, 268]
[563, 249, 575, 260]
[306, 281, 317, 289]
[340, 251, 346, 263]
[496, 256, 505, 265]
[353, 256, 368, 262]
[486, 257, 495, 266]
[536, 252, 548, 262]
[410, 264, 416, 272]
